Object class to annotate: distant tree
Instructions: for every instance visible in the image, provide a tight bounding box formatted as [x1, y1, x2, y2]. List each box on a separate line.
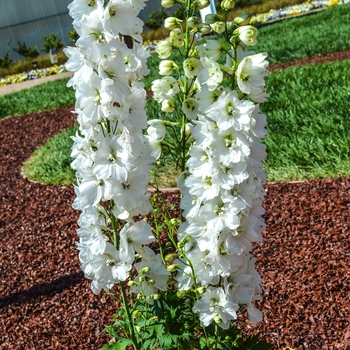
[13, 41, 39, 58]
[41, 33, 63, 53]
[0, 38, 12, 68]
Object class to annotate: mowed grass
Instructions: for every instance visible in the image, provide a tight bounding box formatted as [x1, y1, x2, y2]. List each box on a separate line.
[263, 59, 350, 181]
[254, 2, 350, 64]
[0, 78, 74, 119]
[1, 3, 349, 185]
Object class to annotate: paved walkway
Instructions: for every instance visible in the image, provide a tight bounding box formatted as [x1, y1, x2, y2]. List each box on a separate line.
[0, 71, 73, 97]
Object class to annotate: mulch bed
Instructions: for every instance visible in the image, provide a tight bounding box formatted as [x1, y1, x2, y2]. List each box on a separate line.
[0, 52, 350, 350]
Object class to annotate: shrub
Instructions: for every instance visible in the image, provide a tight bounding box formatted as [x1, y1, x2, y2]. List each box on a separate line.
[41, 33, 64, 53]
[68, 29, 79, 43]
[0, 38, 12, 68]
[144, 8, 168, 29]
[13, 41, 40, 58]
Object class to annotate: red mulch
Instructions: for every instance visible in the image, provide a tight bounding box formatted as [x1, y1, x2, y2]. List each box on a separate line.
[1, 52, 350, 350]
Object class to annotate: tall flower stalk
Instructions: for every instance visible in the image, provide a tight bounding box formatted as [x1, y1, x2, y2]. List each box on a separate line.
[66, 0, 271, 348]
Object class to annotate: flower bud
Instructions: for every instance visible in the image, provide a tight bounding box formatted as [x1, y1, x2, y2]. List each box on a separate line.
[187, 16, 199, 28]
[166, 263, 180, 272]
[127, 280, 138, 287]
[164, 17, 183, 30]
[156, 40, 173, 59]
[214, 315, 223, 324]
[212, 21, 225, 34]
[149, 316, 159, 322]
[161, 0, 176, 8]
[183, 235, 192, 244]
[221, 0, 235, 10]
[140, 266, 151, 274]
[185, 123, 193, 137]
[197, 0, 210, 10]
[165, 253, 178, 262]
[159, 60, 178, 75]
[147, 279, 156, 285]
[132, 310, 142, 318]
[161, 98, 176, 113]
[169, 28, 184, 47]
[176, 290, 187, 298]
[233, 13, 250, 26]
[152, 294, 161, 300]
[205, 14, 221, 24]
[198, 23, 212, 35]
[234, 25, 258, 46]
[139, 276, 145, 282]
[196, 286, 206, 295]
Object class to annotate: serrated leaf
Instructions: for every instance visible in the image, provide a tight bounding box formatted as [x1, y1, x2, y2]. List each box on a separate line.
[106, 338, 134, 350]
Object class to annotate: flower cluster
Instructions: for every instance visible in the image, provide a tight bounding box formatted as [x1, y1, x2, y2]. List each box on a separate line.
[67, 0, 271, 348]
[151, 0, 269, 329]
[0, 64, 66, 87]
[66, 0, 161, 295]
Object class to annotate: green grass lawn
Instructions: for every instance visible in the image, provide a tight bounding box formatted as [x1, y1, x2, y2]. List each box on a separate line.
[2, 3, 350, 186]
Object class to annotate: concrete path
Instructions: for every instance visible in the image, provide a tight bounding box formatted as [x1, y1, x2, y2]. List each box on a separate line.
[0, 71, 73, 97]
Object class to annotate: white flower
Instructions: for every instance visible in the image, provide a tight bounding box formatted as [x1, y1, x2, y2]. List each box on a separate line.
[103, 0, 144, 41]
[133, 247, 171, 295]
[151, 76, 180, 102]
[183, 58, 202, 79]
[147, 119, 166, 140]
[68, 0, 103, 23]
[78, 241, 131, 294]
[119, 221, 154, 264]
[197, 57, 223, 91]
[198, 40, 229, 61]
[206, 90, 255, 131]
[161, 98, 176, 113]
[236, 53, 268, 95]
[193, 287, 239, 329]
[159, 60, 178, 75]
[169, 28, 184, 48]
[182, 98, 200, 120]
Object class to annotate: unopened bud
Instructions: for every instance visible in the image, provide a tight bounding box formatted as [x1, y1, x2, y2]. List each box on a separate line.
[147, 279, 156, 285]
[212, 21, 225, 34]
[176, 290, 187, 298]
[164, 17, 183, 30]
[196, 286, 206, 295]
[151, 293, 161, 300]
[187, 16, 199, 28]
[165, 253, 178, 262]
[198, 23, 212, 35]
[127, 280, 138, 287]
[214, 315, 222, 324]
[233, 13, 250, 26]
[161, 0, 176, 8]
[132, 310, 142, 318]
[149, 316, 159, 322]
[221, 0, 235, 10]
[140, 266, 151, 274]
[205, 14, 221, 24]
[166, 263, 180, 272]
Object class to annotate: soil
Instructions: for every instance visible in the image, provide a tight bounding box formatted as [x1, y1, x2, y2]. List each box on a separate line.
[0, 51, 350, 350]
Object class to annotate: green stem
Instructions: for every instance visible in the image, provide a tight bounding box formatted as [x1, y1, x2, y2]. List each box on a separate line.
[120, 281, 139, 350]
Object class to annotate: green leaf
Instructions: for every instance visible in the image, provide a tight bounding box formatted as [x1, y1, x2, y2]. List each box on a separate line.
[100, 338, 134, 350]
